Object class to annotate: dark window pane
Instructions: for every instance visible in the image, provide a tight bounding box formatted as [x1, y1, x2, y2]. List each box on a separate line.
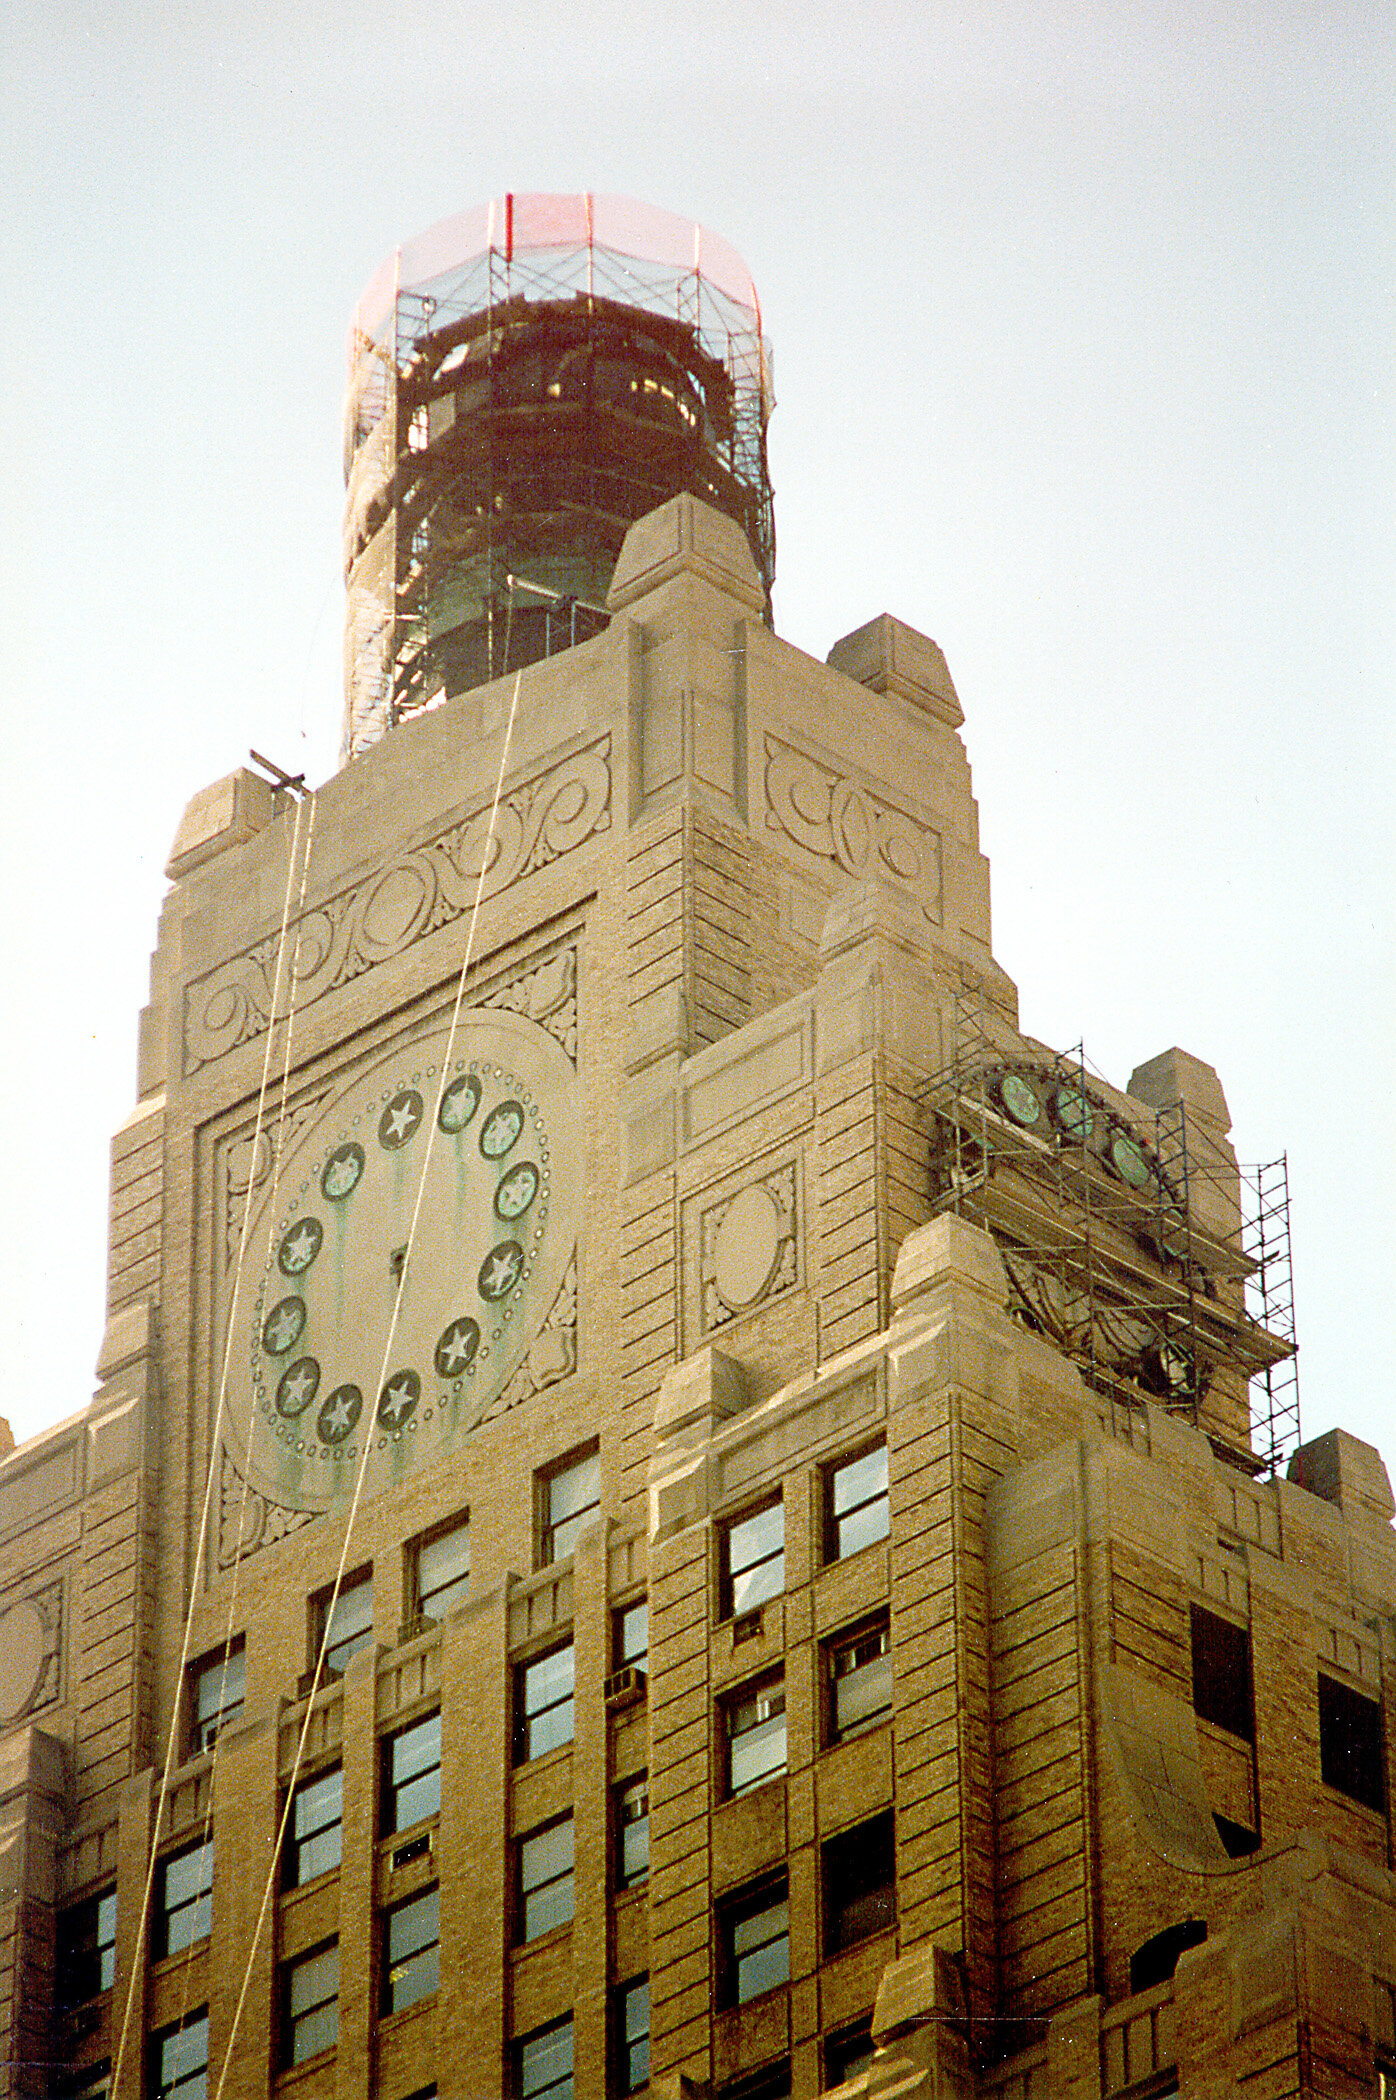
[727, 1680, 787, 1795]
[154, 2014, 208, 2100]
[542, 1452, 600, 1564]
[1190, 1606, 1254, 1741]
[615, 1600, 648, 1671]
[157, 1843, 213, 1958]
[1318, 1672, 1386, 1812]
[519, 1818, 575, 1942]
[191, 1645, 245, 1753]
[823, 1811, 895, 1954]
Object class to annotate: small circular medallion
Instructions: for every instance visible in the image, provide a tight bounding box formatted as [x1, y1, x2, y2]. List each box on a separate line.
[278, 1218, 323, 1276]
[276, 1357, 321, 1418]
[494, 1160, 541, 1220]
[1053, 1086, 1093, 1141]
[480, 1100, 525, 1159]
[261, 1296, 306, 1356]
[713, 1184, 782, 1310]
[999, 1073, 1041, 1127]
[434, 1317, 480, 1377]
[377, 1370, 421, 1428]
[439, 1073, 481, 1134]
[321, 1142, 365, 1201]
[317, 1385, 363, 1444]
[1110, 1133, 1151, 1189]
[478, 1240, 525, 1301]
[378, 1089, 424, 1150]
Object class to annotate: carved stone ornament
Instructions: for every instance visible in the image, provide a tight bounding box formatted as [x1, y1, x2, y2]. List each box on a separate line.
[185, 739, 608, 1074]
[216, 1256, 578, 1568]
[0, 1578, 63, 1724]
[764, 734, 942, 924]
[220, 944, 577, 1261]
[700, 1160, 799, 1334]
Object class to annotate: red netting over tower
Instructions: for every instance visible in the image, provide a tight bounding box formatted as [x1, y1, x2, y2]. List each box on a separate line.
[342, 193, 776, 759]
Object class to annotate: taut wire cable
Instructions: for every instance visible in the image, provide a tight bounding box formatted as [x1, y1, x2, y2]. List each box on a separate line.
[212, 672, 523, 2100]
[111, 787, 314, 2100]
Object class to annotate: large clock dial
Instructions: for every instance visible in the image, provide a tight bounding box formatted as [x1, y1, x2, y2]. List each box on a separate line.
[226, 1009, 580, 1513]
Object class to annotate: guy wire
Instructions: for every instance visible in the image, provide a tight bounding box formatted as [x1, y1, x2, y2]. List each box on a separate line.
[112, 787, 315, 2100]
[212, 670, 524, 2099]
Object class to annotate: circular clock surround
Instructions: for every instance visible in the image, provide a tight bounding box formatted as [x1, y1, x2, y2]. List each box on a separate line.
[227, 1009, 580, 1513]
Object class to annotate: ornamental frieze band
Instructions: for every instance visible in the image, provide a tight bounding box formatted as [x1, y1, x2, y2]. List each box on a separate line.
[184, 738, 610, 1073]
[763, 733, 943, 923]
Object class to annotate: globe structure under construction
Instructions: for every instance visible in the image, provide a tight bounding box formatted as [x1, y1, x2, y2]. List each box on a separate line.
[342, 193, 776, 757]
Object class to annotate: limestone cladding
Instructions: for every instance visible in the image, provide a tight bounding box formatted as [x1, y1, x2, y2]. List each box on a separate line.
[1, 498, 1393, 2100]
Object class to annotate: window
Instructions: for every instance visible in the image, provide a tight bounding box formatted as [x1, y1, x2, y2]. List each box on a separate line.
[1318, 1671, 1387, 1812]
[1129, 1920, 1206, 1992]
[614, 1976, 649, 2094]
[281, 1941, 339, 2066]
[57, 2059, 110, 2100]
[516, 2015, 573, 2100]
[285, 1766, 342, 1887]
[719, 1878, 789, 2007]
[56, 1888, 117, 2006]
[383, 1887, 439, 2014]
[613, 1598, 648, 1673]
[724, 1676, 787, 1796]
[413, 1518, 470, 1621]
[514, 1642, 575, 1763]
[716, 2067, 791, 2100]
[824, 2020, 875, 2089]
[825, 1445, 889, 1562]
[1190, 1605, 1254, 1741]
[827, 1616, 892, 1742]
[150, 2014, 207, 2100]
[188, 1642, 245, 1755]
[313, 1570, 374, 1674]
[539, 1449, 600, 1565]
[823, 1811, 895, 1953]
[617, 1775, 649, 1889]
[381, 1711, 442, 1833]
[720, 1499, 784, 1620]
[156, 1841, 212, 1958]
[518, 1816, 575, 1942]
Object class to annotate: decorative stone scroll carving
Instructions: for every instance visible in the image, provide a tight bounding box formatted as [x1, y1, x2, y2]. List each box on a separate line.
[479, 1255, 579, 1427]
[185, 738, 610, 1073]
[218, 1448, 321, 1568]
[763, 735, 942, 924]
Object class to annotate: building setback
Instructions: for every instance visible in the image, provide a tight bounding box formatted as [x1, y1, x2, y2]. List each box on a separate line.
[2, 201, 1395, 2100]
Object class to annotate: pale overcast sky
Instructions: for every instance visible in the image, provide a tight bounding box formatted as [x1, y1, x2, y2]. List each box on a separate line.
[1, 3, 1391, 1460]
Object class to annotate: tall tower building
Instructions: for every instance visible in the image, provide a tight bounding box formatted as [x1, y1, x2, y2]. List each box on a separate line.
[3, 196, 1395, 2100]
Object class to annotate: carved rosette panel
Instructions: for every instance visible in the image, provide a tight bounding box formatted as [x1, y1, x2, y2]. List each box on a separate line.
[698, 1160, 799, 1336]
[0, 1579, 63, 1724]
[477, 1255, 579, 1428]
[185, 739, 609, 1074]
[764, 735, 942, 924]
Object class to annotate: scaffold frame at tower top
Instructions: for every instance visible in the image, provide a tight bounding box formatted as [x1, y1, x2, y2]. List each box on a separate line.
[342, 193, 776, 759]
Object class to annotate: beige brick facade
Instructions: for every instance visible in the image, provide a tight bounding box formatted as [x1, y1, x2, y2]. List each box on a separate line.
[2, 495, 1392, 2100]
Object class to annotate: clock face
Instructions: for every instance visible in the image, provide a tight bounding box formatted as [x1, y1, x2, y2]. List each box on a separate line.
[227, 1009, 580, 1513]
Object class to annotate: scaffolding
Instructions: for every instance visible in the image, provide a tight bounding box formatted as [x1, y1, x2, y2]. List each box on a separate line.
[923, 990, 1300, 1475]
[342, 194, 776, 759]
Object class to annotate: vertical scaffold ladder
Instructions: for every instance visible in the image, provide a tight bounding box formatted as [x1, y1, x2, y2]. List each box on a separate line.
[1241, 1155, 1301, 1477]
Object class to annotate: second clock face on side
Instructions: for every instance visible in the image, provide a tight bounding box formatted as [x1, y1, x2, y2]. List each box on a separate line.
[227, 1008, 580, 1514]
